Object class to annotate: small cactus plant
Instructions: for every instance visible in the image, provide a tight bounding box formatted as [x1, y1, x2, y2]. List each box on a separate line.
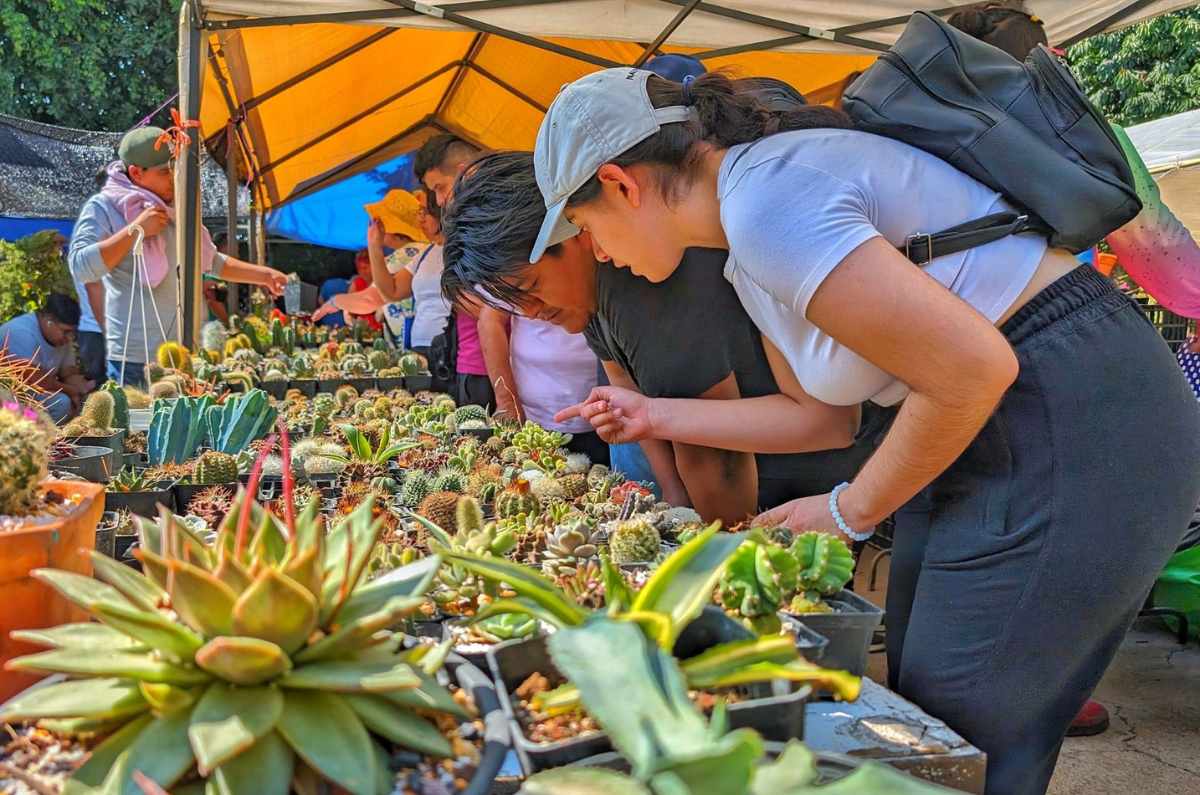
[193, 451, 239, 484]
[155, 340, 193, 374]
[0, 401, 52, 515]
[495, 477, 539, 519]
[608, 518, 662, 564]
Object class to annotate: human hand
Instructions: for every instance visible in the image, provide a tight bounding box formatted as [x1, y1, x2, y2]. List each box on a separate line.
[383, 232, 409, 250]
[261, 268, 288, 297]
[494, 395, 525, 425]
[753, 494, 861, 546]
[312, 300, 339, 322]
[555, 385, 654, 444]
[132, 205, 170, 237]
[366, 216, 386, 251]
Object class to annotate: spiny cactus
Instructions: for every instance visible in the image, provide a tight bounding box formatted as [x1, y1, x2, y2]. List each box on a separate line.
[608, 518, 662, 565]
[199, 319, 228, 354]
[185, 484, 236, 529]
[586, 463, 614, 490]
[194, 451, 239, 485]
[123, 385, 151, 409]
[417, 490, 459, 533]
[453, 404, 489, 426]
[334, 385, 359, 409]
[0, 401, 52, 515]
[399, 469, 432, 509]
[495, 477, 540, 519]
[0, 431, 461, 794]
[149, 380, 179, 401]
[367, 350, 393, 372]
[155, 340, 192, 374]
[99, 380, 130, 429]
[340, 354, 370, 376]
[530, 476, 567, 504]
[77, 390, 115, 432]
[398, 353, 425, 376]
[432, 467, 467, 494]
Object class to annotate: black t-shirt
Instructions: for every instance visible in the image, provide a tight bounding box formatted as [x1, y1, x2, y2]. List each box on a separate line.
[583, 248, 843, 487]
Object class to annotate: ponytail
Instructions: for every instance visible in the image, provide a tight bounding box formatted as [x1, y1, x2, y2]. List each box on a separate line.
[568, 72, 852, 207]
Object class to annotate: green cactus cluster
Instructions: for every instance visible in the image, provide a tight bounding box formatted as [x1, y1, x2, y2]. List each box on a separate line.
[718, 538, 799, 634]
[432, 467, 467, 494]
[367, 350, 393, 372]
[398, 470, 432, 509]
[0, 401, 52, 515]
[495, 478, 540, 519]
[608, 518, 662, 564]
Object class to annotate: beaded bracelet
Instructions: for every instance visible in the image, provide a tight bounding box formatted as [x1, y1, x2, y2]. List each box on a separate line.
[829, 482, 874, 542]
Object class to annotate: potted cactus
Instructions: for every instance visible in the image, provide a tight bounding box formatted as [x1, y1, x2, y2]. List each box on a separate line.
[60, 385, 129, 469]
[104, 466, 177, 517]
[0, 401, 105, 702]
[0, 428, 510, 793]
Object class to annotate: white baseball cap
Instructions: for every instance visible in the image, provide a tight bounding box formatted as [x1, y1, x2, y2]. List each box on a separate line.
[530, 68, 693, 263]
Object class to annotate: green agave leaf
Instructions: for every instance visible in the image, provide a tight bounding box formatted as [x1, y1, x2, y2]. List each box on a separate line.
[8, 649, 209, 686]
[678, 636, 799, 687]
[294, 596, 423, 664]
[277, 690, 376, 795]
[90, 600, 205, 660]
[749, 742, 818, 794]
[0, 678, 148, 723]
[138, 682, 199, 715]
[694, 660, 861, 703]
[630, 525, 744, 647]
[547, 619, 711, 779]
[518, 768, 651, 795]
[281, 660, 419, 693]
[320, 497, 384, 626]
[335, 555, 440, 626]
[117, 703, 197, 795]
[646, 727, 762, 795]
[212, 546, 252, 594]
[601, 555, 634, 614]
[188, 682, 284, 774]
[210, 730, 294, 795]
[232, 568, 319, 654]
[342, 693, 452, 757]
[10, 623, 144, 651]
[89, 551, 165, 611]
[167, 558, 238, 637]
[64, 714, 153, 791]
[439, 551, 587, 627]
[39, 715, 130, 738]
[339, 424, 370, 460]
[470, 598, 566, 631]
[619, 610, 674, 649]
[32, 568, 134, 614]
[282, 543, 323, 603]
[195, 636, 293, 685]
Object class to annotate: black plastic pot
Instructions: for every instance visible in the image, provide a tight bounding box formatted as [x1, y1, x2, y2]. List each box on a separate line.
[345, 376, 376, 393]
[289, 378, 318, 397]
[782, 589, 884, 676]
[67, 430, 125, 474]
[489, 608, 809, 776]
[443, 618, 542, 671]
[404, 374, 433, 392]
[94, 523, 116, 558]
[55, 445, 116, 483]
[458, 427, 495, 443]
[317, 377, 346, 394]
[376, 376, 405, 391]
[261, 380, 288, 400]
[778, 616, 831, 664]
[173, 482, 238, 514]
[115, 534, 138, 563]
[123, 452, 149, 470]
[105, 482, 176, 517]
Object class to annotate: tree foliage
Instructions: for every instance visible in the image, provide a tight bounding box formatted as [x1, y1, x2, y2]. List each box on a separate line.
[0, 0, 182, 131]
[0, 230, 75, 324]
[1069, 8, 1200, 127]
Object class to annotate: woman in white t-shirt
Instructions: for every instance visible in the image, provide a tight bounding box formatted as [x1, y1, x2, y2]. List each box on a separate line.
[540, 69, 1200, 795]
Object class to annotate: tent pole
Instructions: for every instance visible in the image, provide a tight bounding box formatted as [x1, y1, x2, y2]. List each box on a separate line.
[1059, 0, 1157, 48]
[633, 0, 701, 66]
[178, 0, 205, 349]
[225, 122, 239, 258]
[205, 0, 570, 31]
[655, 0, 888, 52]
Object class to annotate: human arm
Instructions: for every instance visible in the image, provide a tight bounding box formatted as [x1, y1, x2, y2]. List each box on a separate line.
[216, 256, 287, 297]
[669, 373, 760, 525]
[367, 218, 417, 302]
[755, 236, 1018, 533]
[601, 361, 689, 507]
[85, 282, 106, 330]
[478, 306, 523, 422]
[68, 201, 169, 282]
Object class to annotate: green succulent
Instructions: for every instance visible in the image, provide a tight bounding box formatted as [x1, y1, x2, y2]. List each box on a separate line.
[0, 447, 463, 795]
[608, 518, 662, 565]
[718, 538, 799, 635]
[326, 424, 417, 467]
[790, 532, 855, 597]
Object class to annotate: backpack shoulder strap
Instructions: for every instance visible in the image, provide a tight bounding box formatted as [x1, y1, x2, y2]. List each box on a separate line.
[901, 212, 1048, 265]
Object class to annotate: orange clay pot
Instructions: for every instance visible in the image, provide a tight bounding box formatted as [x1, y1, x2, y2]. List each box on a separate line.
[1096, 252, 1119, 277]
[0, 480, 104, 702]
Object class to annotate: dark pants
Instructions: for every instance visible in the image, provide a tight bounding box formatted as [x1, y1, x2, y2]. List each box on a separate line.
[107, 359, 147, 389]
[411, 345, 453, 395]
[887, 267, 1200, 795]
[566, 430, 611, 468]
[456, 373, 495, 412]
[77, 331, 106, 386]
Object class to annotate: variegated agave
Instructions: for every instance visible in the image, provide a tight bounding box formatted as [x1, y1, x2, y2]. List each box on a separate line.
[0, 425, 461, 795]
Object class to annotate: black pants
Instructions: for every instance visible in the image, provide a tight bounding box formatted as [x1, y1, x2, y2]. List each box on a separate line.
[411, 345, 453, 395]
[887, 267, 1200, 795]
[566, 430, 611, 468]
[77, 330, 106, 386]
[456, 373, 495, 412]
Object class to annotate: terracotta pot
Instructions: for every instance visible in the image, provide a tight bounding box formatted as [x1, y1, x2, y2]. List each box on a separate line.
[0, 480, 104, 702]
[1096, 252, 1119, 277]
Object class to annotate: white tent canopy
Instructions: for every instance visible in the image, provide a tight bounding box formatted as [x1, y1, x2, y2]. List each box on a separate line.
[1127, 107, 1200, 172]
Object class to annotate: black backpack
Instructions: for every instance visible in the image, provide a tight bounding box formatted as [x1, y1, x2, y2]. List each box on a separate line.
[841, 11, 1141, 264]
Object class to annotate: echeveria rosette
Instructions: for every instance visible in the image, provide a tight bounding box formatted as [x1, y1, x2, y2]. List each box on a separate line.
[0, 427, 462, 795]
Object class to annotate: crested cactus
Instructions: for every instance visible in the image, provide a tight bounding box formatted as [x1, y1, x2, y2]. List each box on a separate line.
[718, 538, 799, 634]
[0, 401, 52, 515]
[194, 451, 239, 485]
[790, 531, 855, 597]
[0, 437, 460, 795]
[608, 518, 662, 565]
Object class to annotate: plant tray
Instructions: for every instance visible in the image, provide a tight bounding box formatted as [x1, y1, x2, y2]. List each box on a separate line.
[782, 589, 883, 676]
[289, 378, 318, 397]
[261, 381, 288, 400]
[104, 482, 176, 517]
[404, 374, 433, 392]
[376, 376, 405, 391]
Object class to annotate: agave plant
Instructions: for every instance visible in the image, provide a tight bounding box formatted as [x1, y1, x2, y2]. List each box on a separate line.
[0, 422, 462, 795]
[327, 423, 418, 467]
[434, 523, 861, 714]
[518, 619, 952, 795]
[107, 466, 152, 493]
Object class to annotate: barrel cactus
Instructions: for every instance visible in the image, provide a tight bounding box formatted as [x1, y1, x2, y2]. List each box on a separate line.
[156, 341, 193, 374]
[495, 477, 539, 519]
[194, 451, 239, 485]
[608, 518, 662, 564]
[398, 469, 432, 509]
[100, 380, 130, 429]
[0, 401, 52, 515]
[0, 439, 458, 795]
[398, 353, 425, 376]
[367, 350, 393, 372]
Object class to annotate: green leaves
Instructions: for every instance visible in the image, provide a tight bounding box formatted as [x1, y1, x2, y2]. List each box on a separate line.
[188, 683, 284, 774]
[10, 622, 144, 652]
[9, 649, 210, 685]
[195, 636, 292, 685]
[342, 693, 452, 757]
[280, 660, 419, 693]
[277, 691, 376, 795]
[232, 568, 318, 654]
[166, 559, 238, 637]
[210, 731, 294, 795]
[520, 768, 653, 795]
[438, 550, 588, 627]
[0, 678, 147, 723]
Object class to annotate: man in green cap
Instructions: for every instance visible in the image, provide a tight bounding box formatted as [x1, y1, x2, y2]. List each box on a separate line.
[68, 125, 288, 387]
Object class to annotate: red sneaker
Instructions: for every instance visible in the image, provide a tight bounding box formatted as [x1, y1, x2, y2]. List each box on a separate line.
[1066, 700, 1110, 737]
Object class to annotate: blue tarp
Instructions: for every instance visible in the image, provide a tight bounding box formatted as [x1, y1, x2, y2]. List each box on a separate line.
[0, 216, 75, 241]
[266, 151, 419, 251]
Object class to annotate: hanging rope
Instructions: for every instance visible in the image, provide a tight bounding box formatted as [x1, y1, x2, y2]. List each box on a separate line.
[116, 223, 172, 386]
